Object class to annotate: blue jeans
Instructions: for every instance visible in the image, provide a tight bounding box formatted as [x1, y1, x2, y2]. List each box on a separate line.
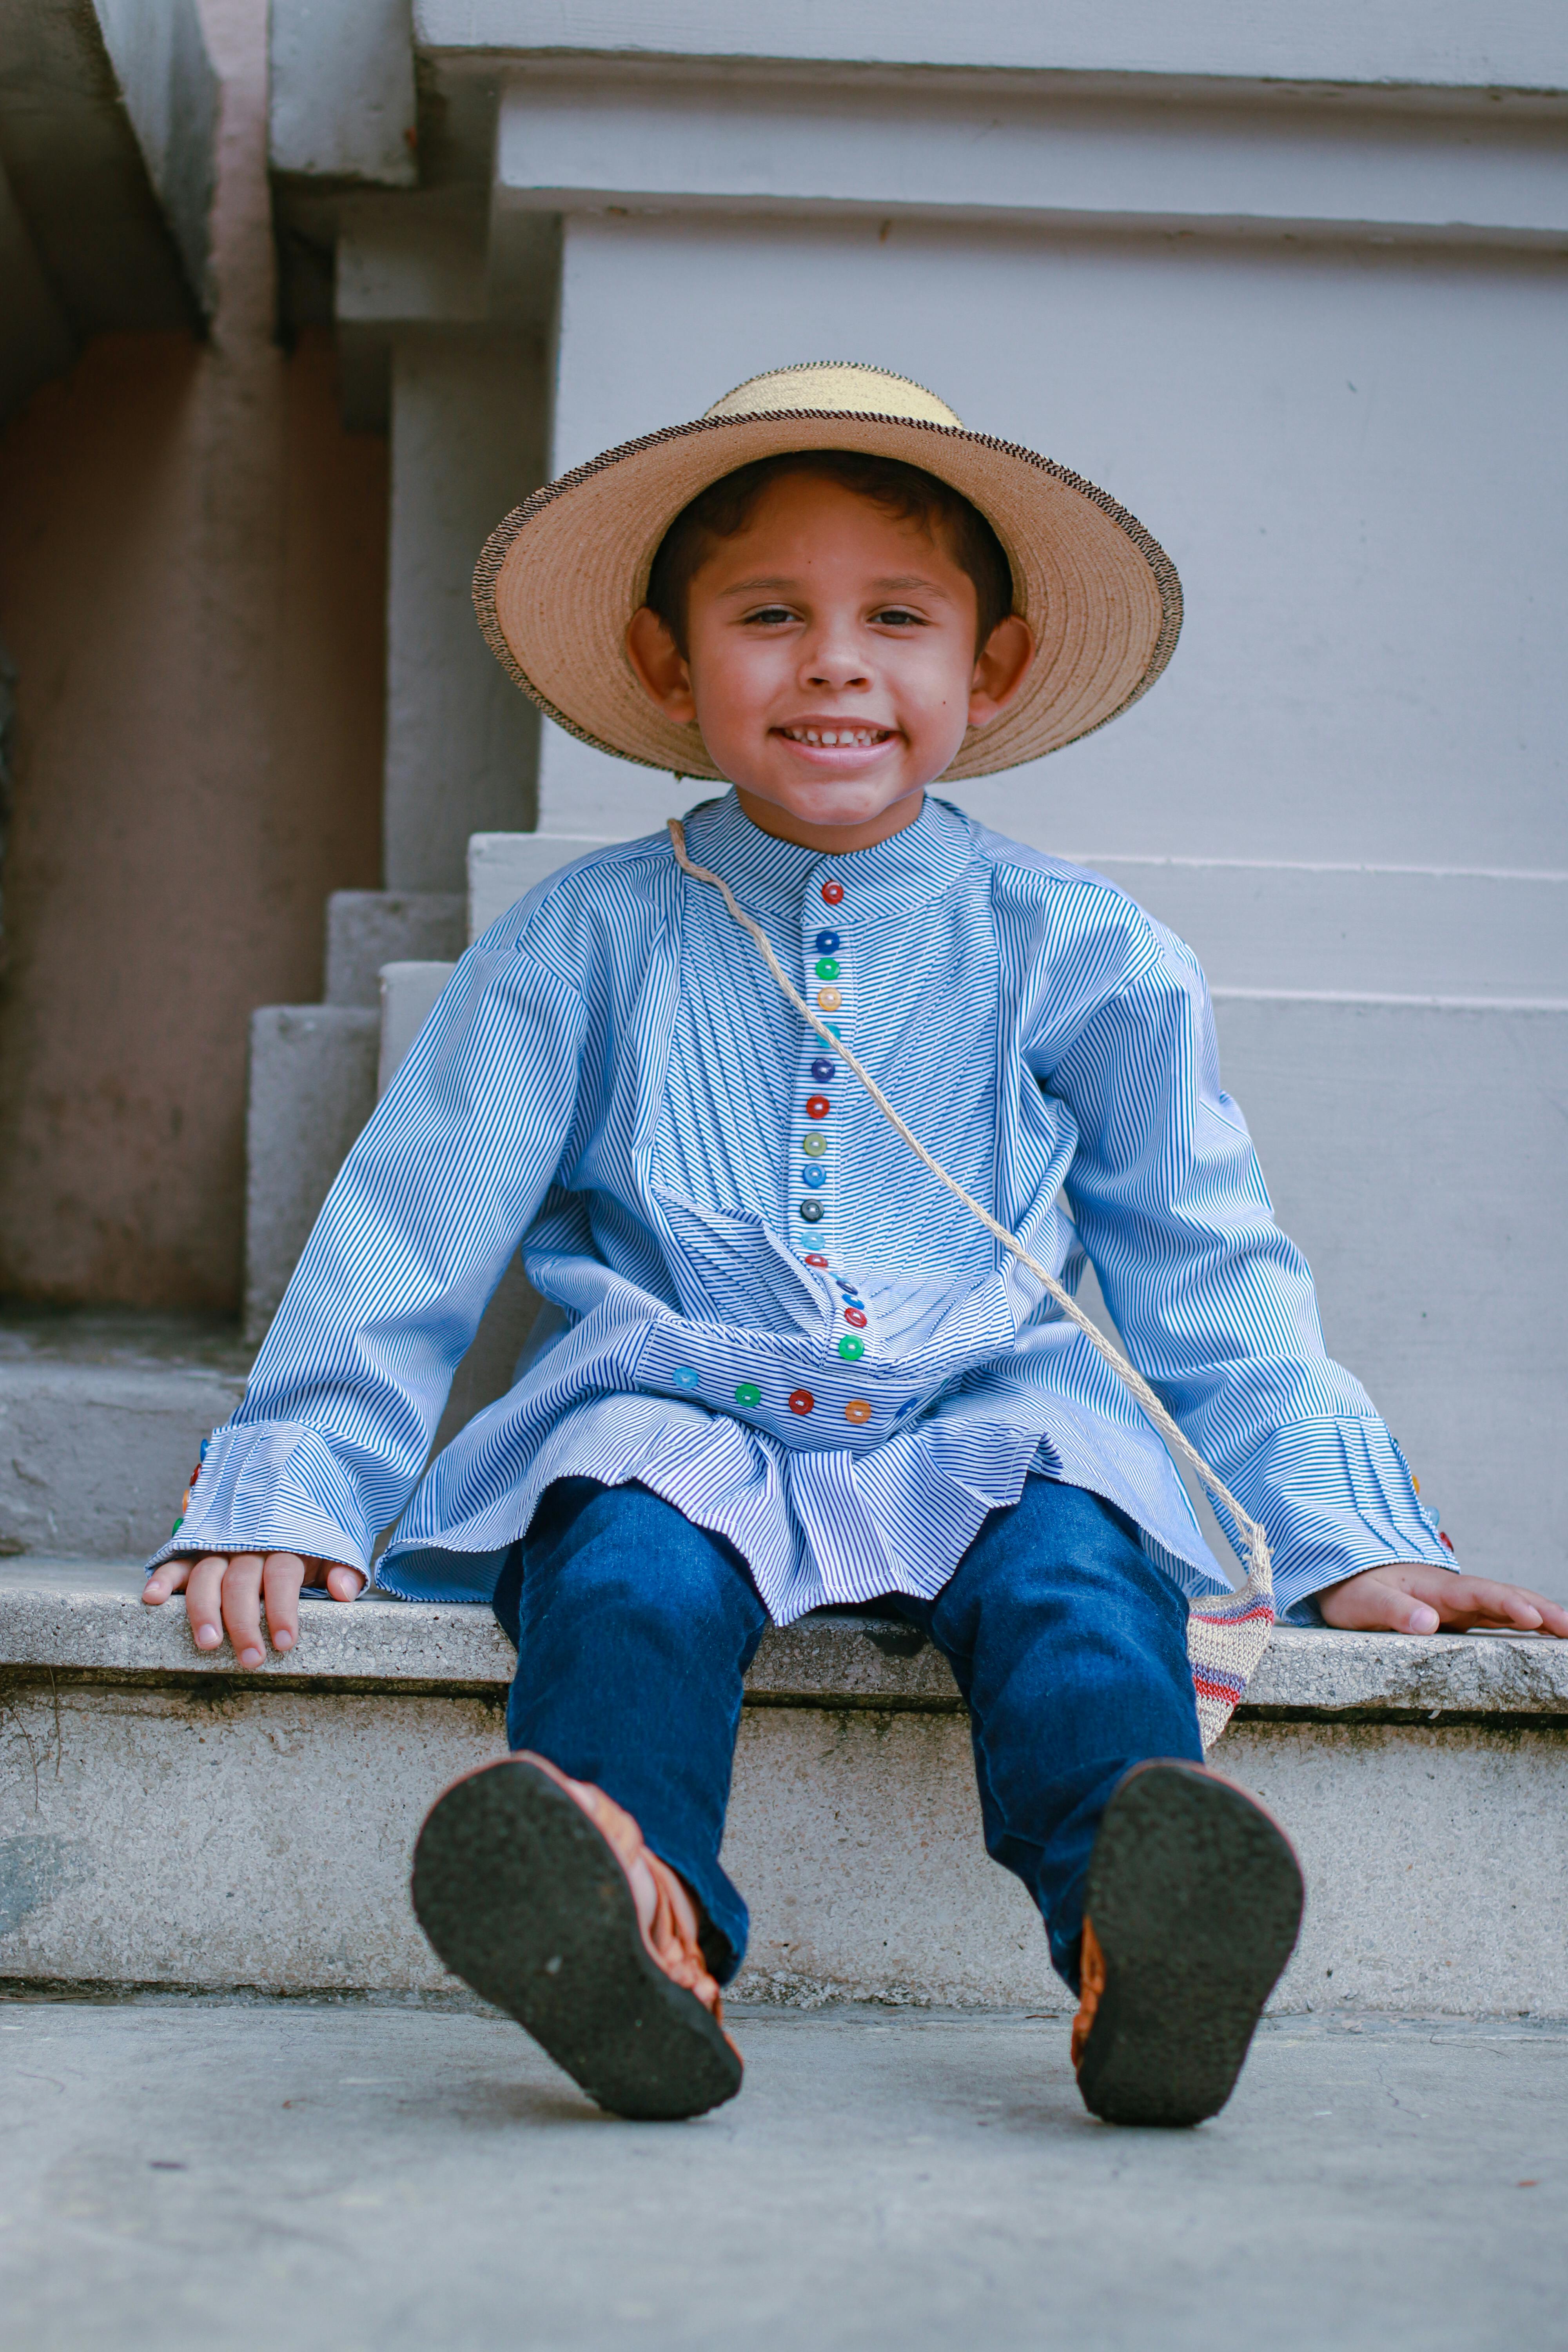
[494, 1474, 1203, 1991]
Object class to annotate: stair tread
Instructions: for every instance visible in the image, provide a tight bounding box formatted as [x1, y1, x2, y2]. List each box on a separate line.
[3, 1559, 1565, 1716]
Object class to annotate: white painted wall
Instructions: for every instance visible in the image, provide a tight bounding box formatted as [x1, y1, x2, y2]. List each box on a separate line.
[418, 0, 1568, 94]
[538, 214, 1568, 885]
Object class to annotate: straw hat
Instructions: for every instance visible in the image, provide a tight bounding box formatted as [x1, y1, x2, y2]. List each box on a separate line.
[473, 361, 1181, 782]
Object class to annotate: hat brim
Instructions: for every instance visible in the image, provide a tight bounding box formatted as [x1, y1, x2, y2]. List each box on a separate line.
[473, 409, 1181, 781]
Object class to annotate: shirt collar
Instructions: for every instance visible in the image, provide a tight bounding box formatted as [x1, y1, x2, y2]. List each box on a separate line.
[680, 789, 978, 925]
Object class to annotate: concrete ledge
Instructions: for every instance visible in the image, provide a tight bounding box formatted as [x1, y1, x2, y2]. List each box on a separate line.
[4, 1564, 1564, 2014]
[6, 1562, 1567, 1719]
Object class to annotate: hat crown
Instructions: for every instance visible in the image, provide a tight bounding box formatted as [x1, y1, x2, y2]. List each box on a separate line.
[703, 362, 963, 428]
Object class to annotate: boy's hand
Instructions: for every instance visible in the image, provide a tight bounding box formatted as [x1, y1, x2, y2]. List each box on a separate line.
[142, 1552, 367, 1667]
[1318, 1562, 1568, 1639]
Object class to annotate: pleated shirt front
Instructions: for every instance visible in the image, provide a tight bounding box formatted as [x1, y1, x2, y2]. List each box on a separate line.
[149, 793, 1449, 1619]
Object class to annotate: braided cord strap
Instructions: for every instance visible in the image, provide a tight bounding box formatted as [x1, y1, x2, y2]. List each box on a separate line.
[668, 818, 1273, 1746]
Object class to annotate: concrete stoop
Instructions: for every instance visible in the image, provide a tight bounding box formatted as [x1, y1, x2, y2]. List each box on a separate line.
[2, 1563, 1564, 2017]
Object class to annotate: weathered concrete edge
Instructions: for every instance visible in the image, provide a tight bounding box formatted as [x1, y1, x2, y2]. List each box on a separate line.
[3, 1563, 1566, 1720]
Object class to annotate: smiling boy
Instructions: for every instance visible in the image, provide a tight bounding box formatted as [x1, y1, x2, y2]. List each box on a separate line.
[144, 364, 1566, 2129]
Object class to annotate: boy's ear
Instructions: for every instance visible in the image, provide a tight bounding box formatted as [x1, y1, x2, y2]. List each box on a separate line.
[626, 606, 697, 722]
[968, 614, 1035, 732]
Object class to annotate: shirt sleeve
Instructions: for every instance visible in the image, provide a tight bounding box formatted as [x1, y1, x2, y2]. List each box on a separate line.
[1033, 916, 1452, 1616]
[145, 938, 588, 1579]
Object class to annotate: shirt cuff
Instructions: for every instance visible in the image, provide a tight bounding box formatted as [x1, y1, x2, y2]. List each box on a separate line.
[1227, 1416, 1457, 1619]
[142, 1421, 376, 1579]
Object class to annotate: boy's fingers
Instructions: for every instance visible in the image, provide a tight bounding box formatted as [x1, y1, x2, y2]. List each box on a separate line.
[218, 1555, 267, 1670]
[182, 1553, 234, 1650]
[142, 1556, 194, 1604]
[323, 1563, 367, 1602]
[261, 1554, 309, 1653]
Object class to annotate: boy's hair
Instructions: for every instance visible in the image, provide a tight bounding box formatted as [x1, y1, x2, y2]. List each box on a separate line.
[645, 450, 1016, 656]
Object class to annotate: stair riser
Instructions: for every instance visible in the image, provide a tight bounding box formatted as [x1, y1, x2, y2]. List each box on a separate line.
[0, 1368, 245, 1563]
[2, 1679, 1563, 2013]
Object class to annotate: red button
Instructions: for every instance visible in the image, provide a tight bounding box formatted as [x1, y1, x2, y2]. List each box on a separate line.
[804, 1253, 829, 1267]
[789, 1389, 815, 1415]
[844, 1308, 867, 1328]
[821, 881, 844, 905]
[806, 1094, 829, 1120]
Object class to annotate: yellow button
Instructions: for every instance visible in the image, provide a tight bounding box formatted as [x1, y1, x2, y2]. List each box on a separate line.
[816, 987, 842, 1013]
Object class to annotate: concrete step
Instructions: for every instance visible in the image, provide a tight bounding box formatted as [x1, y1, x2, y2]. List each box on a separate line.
[0, 1319, 248, 1563]
[325, 889, 465, 1007]
[3, 1561, 1565, 2014]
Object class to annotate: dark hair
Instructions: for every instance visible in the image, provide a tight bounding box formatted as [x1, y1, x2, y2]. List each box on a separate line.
[644, 450, 1016, 656]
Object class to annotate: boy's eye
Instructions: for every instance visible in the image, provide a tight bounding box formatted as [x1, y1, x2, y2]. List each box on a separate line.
[742, 604, 797, 626]
[871, 606, 926, 628]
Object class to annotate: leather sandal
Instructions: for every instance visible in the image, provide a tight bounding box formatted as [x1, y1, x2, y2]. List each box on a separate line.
[1071, 1760, 1303, 2128]
[412, 1755, 743, 2122]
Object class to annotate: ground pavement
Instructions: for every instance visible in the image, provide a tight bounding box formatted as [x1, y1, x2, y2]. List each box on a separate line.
[1, 1998, 1562, 2350]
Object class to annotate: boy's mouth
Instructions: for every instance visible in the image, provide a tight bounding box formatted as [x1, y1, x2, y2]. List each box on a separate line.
[776, 725, 895, 750]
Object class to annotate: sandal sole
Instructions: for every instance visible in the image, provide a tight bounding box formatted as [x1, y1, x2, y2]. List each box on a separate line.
[411, 1759, 742, 2122]
[1076, 1761, 1303, 2128]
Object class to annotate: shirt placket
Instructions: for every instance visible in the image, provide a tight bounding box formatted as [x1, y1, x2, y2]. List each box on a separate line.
[788, 865, 875, 1437]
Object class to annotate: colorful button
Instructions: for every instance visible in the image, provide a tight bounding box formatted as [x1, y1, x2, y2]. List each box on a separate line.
[789, 1389, 815, 1416]
[171, 1517, 183, 1536]
[814, 957, 840, 982]
[814, 931, 841, 955]
[844, 1400, 872, 1426]
[673, 1367, 700, 1390]
[810, 1057, 836, 1082]
[804, 1252, 829, 1267]
[799, 1200, 824, 1222]
[734, 1383, 761, 1408]
[822, 881, 844, 905]
[843, 1308, 867, 1328]
[806, 1094, 830, 1120]
[822, 1023, 841, 1038]
[802, 1133, 826, 1158]
[837, 1334, 865, 1361]
[816, 987, 842, 1013]
[802, 1165, 826, 1189]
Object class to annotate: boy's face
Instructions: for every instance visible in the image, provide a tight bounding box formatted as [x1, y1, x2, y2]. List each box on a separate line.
[627, 472, 1034, 851]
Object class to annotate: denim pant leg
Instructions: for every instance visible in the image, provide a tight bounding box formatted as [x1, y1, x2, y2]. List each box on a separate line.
[492, 1478, 769, 1984]
[892, 1477, 1203, 1993]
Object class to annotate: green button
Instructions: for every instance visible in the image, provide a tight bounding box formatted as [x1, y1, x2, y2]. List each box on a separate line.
[837, 1335, 865, 1362]
[802, 1134, 826, 1158]
[734, 1382, 762, 1408]
[814, 957, 840, 982]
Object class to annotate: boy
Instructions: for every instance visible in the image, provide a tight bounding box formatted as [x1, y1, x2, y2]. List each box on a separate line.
[144, 363, 1566, 2128]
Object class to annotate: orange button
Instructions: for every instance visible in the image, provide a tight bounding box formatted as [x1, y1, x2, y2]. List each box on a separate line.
[816, 987, 842, 1013]
[844, 1399, 872, 1426]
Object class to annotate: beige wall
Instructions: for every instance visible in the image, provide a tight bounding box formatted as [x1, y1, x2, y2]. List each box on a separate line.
[0, 0, 386, 1312]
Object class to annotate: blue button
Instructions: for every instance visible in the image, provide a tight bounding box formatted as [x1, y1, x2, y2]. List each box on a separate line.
[814, 930, 841, 954]
[673, 1367, 700, 1390]
[799, 1200, 824, 1223]
[801, 1165, 826, 1189]
[841, 1296, 864, 1310]
[810, 1058, 836, 1082]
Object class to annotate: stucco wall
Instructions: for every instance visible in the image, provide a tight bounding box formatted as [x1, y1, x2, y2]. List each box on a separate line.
[0, 0, 387, 1311]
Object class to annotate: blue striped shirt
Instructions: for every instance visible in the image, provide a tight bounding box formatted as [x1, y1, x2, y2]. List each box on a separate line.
[149, 792, 1448, 1620]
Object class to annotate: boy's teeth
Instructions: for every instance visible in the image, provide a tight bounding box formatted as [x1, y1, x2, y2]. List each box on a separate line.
[787, 726, 886, 747]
